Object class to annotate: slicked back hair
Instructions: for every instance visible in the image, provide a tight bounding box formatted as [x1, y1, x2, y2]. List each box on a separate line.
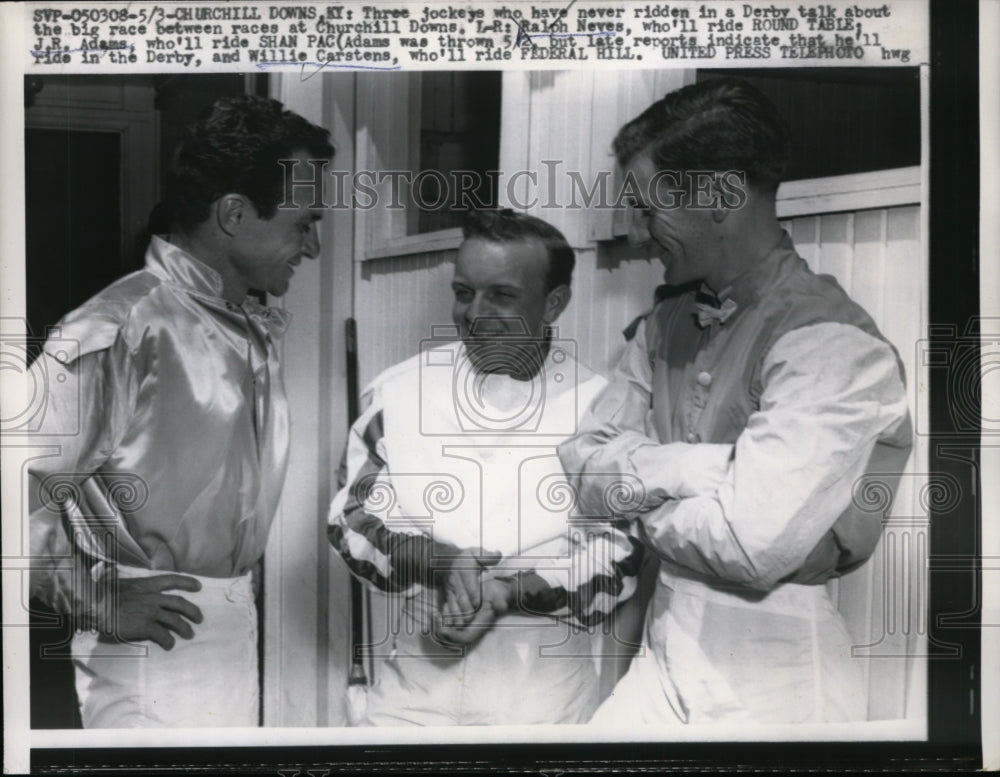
[613, 77, 791, 195]
[165, 95, 334, 231]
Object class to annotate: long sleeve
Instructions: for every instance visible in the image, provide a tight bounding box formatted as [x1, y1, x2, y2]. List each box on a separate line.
[328, 377, 645, 626]
[328, 385, 467, 595]
[495, 521, 645, 627]
[559, 322, 733, 516]
[637, 323, 910, 590]
[27, 339, 135, 619]
[28, 238, 297, 589]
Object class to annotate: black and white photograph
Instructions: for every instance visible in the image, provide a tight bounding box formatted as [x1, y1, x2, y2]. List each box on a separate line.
[1, 0, 994, 773]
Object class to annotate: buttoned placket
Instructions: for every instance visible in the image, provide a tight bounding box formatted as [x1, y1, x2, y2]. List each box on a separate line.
[684, 283, 759, 446]
[683, 318, 727, 444]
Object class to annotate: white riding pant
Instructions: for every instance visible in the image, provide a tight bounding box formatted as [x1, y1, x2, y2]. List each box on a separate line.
[591, 564, 867, 725]
[72, 565, 258, 728]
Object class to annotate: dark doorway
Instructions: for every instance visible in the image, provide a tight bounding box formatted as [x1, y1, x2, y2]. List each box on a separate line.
[25, 128, 126, 344]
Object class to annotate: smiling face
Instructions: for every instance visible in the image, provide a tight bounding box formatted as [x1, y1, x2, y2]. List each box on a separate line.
[228, 149, 324, 298]
[624, 152, 719, 288]
[451, 237, 570, 377]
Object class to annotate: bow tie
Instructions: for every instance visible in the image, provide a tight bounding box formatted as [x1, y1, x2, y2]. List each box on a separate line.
[694, 297, 738, 328]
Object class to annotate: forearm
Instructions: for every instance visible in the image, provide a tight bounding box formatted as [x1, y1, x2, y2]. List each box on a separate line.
[328, 506, 466, 593]
[559, 325, 731, 516]
[29, 512, 107, 629]
[638, 324, 912, 590]
[491, 528, 645, 626]
[26, 345, 132, 618]
[639, 444, 875, 590]
[561, 431, 732, 516]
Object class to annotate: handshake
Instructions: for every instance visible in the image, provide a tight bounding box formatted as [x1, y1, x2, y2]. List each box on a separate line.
[432, 548, 514, 646]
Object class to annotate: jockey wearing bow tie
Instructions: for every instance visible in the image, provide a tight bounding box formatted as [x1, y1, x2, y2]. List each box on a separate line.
[559, 78, 913, 725]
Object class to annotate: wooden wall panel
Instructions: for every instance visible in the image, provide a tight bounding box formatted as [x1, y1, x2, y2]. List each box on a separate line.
[783, 205, 925, 721]
[354, 250, 457, 389]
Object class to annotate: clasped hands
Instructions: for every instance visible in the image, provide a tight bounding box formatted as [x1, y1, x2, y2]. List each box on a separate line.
[432, 548, 514, 646]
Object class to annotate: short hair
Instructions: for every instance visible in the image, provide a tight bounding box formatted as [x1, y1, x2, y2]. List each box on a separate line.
[165, 95, 334, 230]
[613, 77, 790, 193]
[461, 209, 575, 291]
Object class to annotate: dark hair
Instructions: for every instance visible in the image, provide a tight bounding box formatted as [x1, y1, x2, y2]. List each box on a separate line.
[461, 209, 575, 291]
[165, 95, 334, 230]
[613, 78, 790, 193]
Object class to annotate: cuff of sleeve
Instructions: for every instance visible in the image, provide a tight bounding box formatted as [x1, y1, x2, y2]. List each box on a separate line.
[630, 442, 733, 500]
[502, 571, 567, 614]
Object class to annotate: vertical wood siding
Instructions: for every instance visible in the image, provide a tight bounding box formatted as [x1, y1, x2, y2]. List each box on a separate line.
[354, 250, 457, 390]
[784, 206, 926, 722]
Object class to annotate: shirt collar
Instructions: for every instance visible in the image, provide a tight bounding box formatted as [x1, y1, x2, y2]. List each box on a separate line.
[146, 235, 291, 338]
[697, 231, 799, 314]
[147, 235, 227, 297]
